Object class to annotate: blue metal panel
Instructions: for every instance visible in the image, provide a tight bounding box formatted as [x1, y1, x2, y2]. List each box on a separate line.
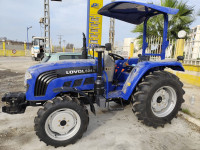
[26, 73, 97, 101]
[26, 59, 97, 101]
[122, 61, 184, 100]
[114, 58, 138, 80]
[28, 59, 97, 74]
[108, 61, 184, 100]
[161, 14, 169, 60]
[142, 14, 169, 59]
[103, 71, 109, 99]
[142, 18, 148, 55]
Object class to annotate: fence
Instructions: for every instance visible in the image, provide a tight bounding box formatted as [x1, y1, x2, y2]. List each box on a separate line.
[184, 39, 200, 65]
[139, 37, 200, 65]
[0, 41, 28, 57]
[0, 40, 82, 57]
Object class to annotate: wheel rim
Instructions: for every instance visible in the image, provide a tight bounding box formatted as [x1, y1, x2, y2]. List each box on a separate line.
[45, 108, 81, 141]
[151, 86, 177, 117]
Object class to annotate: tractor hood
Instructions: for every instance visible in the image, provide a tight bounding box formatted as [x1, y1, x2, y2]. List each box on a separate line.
[27, 59, 97, 75]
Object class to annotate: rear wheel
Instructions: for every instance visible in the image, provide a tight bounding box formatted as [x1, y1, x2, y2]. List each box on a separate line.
[34, 96, 89, 147]
[132, 71, 185, 128]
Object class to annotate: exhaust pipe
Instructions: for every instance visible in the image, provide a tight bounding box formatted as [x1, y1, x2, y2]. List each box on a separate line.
[81, 33, 87, 59]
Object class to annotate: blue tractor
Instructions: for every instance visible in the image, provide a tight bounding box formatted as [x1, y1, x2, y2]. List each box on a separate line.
[2, 1, 185, 147]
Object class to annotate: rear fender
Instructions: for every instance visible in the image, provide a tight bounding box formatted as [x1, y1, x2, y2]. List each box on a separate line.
[122, 61, 184, 100]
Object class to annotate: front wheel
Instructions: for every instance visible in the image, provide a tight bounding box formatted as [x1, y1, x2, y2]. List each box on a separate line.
[34, 96, 89, 147]
[132, 71, 185, 128]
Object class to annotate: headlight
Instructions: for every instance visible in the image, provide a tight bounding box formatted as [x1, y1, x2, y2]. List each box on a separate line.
[24, 71, 32, 86]
[25, 71, 32, 80]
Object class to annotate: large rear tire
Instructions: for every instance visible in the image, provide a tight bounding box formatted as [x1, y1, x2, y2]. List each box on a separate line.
[132, 71, 185, 128]
[34, 96, 89, 147]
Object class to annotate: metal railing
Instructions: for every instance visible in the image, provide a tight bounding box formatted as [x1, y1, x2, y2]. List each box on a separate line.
[183, 39, 200, 65]
[113, 37, 200, 66]
[144, 37, 200, 65]
[145, 37, 177, 61]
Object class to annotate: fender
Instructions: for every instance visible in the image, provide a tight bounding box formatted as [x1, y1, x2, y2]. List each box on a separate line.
[53, 87, 96, 115]
[121, 61, 184, 100]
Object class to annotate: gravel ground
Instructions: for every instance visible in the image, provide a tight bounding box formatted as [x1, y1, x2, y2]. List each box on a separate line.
[0, 57, 200, 150]
[182, 83, 200, 119]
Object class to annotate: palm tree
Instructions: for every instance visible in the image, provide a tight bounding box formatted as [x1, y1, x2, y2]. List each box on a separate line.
[132, 0, 194, 45]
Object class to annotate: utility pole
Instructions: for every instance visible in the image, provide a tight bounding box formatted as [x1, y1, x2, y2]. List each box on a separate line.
[63, 40, 66, 52]
[57, 35, 63, 51]
[27, 26, 32, 49]
[63, 40, 66, 47]
[44, 0, 51, 53]
[43, 0, 62, 53]
[109, 0, 115, 51]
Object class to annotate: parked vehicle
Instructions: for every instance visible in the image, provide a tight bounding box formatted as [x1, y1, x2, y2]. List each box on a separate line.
[41, 52, 92, 63]
[31, 37, 45, 61]
[2, 1, 185, 147]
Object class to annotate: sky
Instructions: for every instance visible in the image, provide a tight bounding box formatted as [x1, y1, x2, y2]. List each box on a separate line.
[0, 0, 199, 48]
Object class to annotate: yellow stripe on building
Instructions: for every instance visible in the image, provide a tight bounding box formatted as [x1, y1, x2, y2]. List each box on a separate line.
[183, 64, 200, 72]
[169, 70, 200, 87]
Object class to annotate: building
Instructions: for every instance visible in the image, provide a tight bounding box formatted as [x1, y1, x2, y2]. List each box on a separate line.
[114, 38, 140, 58]
[185, 25, 200, 60]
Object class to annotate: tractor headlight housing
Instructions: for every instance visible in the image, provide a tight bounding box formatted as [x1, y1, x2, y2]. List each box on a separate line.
[24, 71, 32, 87]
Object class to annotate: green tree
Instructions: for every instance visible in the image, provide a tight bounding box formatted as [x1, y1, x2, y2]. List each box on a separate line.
[132, 0, 194, 44]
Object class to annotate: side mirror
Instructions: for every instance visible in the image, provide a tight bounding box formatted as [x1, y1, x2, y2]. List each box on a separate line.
[105, 43, 111, 51]
[177, 56, 184, 61]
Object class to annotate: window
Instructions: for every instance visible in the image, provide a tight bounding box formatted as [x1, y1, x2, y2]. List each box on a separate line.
[59, 55, 73, 60]
[74, 55, 81, 59]
[59, 55, 82, 60]
[33, 39, 44, 46]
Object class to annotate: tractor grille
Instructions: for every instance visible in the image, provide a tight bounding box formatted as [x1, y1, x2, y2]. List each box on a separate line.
[73, 79, 83, 87]
[34, 70, 57, 96]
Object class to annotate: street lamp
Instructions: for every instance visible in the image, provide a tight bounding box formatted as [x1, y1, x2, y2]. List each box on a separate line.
[27, 26, 32, 49]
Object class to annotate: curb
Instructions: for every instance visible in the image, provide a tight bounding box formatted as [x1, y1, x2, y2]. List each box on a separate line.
[179, 112, 200, 128]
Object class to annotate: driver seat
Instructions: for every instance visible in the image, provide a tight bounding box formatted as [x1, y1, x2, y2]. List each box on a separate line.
[104, 52, 115, 82]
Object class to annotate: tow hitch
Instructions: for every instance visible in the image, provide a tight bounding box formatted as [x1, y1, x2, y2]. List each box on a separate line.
[2, 92, 27, 114]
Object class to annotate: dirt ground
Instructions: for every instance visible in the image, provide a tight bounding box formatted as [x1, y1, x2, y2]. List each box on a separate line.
[0, 57, 200, 150]
[182, 83, 200, 119]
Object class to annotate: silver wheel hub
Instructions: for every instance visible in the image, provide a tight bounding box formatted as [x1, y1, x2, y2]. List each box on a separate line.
[45, 108, 81, 141]
[151, 86, 177, 117]
[50, 112, 76, 134]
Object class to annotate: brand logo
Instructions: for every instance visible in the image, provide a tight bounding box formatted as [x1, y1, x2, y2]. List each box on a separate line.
[66, 69, 95, 75]
[91, 3, 99, 8]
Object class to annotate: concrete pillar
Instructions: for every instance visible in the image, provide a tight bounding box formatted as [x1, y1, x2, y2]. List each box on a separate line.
[63, 46, 65, 52]
[175, 39, 185, 58]
[2, 40, 6, 56]
[52, 45, 54, 53]
[24, 42, 27, 50]
[129, 42, 134, 58]
[24, 41, 27, 56]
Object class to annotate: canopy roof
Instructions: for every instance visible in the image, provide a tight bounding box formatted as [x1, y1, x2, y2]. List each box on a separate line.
[98, 1, 179, 25]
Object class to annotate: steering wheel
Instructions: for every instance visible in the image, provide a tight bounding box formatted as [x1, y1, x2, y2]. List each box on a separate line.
[109, 53, 124, 61]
